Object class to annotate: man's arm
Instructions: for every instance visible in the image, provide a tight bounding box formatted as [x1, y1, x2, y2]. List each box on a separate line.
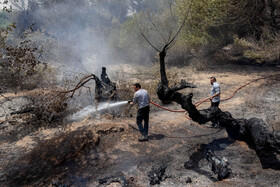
[130, 92, 138, 105]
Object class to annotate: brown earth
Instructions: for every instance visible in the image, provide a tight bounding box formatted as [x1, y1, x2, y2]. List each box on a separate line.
[0, 64, 279, 186]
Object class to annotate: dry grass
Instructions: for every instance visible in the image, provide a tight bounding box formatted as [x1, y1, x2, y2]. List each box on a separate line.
[234, 33, 280, 64]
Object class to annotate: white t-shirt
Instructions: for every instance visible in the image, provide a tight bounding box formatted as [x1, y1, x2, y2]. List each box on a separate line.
[211, 82, 221, 103]
[132, 89, 150, 108]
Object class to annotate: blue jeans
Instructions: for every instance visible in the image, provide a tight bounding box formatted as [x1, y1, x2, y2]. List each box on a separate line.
[137, 106, 150, 136]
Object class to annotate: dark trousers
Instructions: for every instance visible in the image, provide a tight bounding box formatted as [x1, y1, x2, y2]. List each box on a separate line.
[211, 101, 220, 108]
[211, 102, 220, 125]
[136, 106, 150, 136]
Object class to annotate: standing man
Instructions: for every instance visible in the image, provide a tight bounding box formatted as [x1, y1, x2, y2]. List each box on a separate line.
[208, 77, 221, 128]
[130, 83, 150, 141]
[209, 77, 221, 107]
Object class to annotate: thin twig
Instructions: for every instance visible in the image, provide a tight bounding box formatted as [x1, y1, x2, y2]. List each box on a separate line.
[141, 33, 160, 52]
[166, 0, 195, 48]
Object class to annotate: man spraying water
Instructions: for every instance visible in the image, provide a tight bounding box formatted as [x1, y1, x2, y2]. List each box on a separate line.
[130, 83, 150, 142]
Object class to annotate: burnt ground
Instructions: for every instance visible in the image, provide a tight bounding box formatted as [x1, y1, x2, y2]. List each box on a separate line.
[46, 114, 280, 187]
[0, 64, 280, 186]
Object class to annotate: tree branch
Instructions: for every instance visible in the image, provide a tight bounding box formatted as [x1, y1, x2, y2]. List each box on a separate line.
[166, 0, 194, 48]
[141, 33, 160, 52]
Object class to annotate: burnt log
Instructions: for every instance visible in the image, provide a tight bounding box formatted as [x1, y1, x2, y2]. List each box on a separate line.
[206, 149, 231, 180]
[184, 139, 233, 181]
[170, 92, 280, 154]
[148, 166, 167, 185]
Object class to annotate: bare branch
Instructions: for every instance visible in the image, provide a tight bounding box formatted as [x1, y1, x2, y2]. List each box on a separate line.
[169, 1, 177, 23]
[141, 33, 160, 52]
[147, 13, 167, 43]
[58, 75, 96, 99]
[167, 27, 173, 43]
[166, 0, 195, 48]
[10, 0, 26, 11]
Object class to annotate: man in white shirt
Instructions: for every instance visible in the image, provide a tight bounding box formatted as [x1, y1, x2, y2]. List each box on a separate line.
[130, 83, 150, 141]
[208, 77, 221, 128]
[210, 77, 221, 107]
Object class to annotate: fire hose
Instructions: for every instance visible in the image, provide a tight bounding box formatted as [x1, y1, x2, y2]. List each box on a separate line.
[149, 73, 280, 120]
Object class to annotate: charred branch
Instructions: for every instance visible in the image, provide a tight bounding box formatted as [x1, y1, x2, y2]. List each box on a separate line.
[148, 166, 167, 185]
[58, 67, 117, 103]
[184, 139, 233, 181]
[156, 81, 196, 104]
[206, 149, 232, 180]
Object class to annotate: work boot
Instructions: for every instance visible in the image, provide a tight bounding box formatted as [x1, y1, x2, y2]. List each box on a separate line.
[138, 135, 148, 142]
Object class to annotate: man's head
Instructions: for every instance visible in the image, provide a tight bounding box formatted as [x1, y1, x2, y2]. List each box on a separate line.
[133, 83, 141, 91]
[210, 77, 216, 85]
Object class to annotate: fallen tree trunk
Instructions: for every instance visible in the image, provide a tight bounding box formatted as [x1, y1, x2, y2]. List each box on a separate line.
[170, 91, 280, 154]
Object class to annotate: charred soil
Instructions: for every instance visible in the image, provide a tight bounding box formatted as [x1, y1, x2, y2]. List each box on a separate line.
[0, 64, 280, 186]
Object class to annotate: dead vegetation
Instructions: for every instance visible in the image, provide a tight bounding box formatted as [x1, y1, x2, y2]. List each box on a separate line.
[0, 25, 47, 92]
[4, 127, 99, 186]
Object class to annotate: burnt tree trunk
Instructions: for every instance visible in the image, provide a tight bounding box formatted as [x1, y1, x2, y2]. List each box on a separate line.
[159, 48, 169, 87]
[157, 47, 196, 104]
[170, 92, 280, 154]
[94, 67, 117, 103]
[156, 50, 280, 154]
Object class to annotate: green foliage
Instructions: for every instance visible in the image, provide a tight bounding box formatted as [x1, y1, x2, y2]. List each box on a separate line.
[234, 34, 280, 64]
[112, 0, 181, 64]
[176, 0, 230, 47]
[118, 12, 148, 48]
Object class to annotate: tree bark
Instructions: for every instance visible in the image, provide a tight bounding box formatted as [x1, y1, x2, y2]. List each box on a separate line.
[159, 49, 169, 87]
[157, 47, 196, 104]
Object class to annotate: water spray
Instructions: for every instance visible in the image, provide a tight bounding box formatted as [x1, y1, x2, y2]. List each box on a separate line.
[68, 100, 131, 121]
